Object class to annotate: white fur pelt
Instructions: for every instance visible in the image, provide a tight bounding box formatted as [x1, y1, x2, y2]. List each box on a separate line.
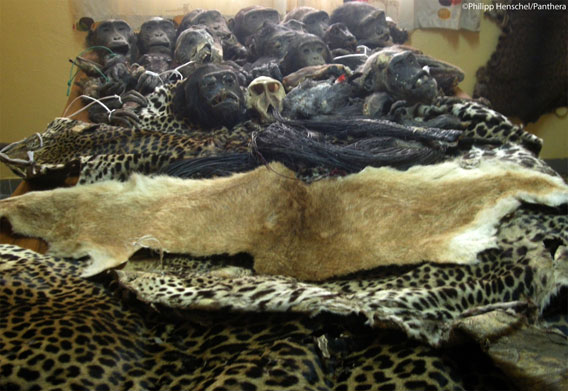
[0, 159, 566, 280]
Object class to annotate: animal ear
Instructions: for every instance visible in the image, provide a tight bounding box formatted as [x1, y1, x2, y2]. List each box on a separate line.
[86, 21, 99, 46]
[77, 17, 94, 32]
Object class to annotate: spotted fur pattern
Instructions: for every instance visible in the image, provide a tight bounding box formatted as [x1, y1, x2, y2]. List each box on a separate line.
[1, 86, 553, 188]
[0, 244, 524, 391]
[136, 82, 189, 134]
[1, 87, 566, 391]
[0, 117, 255, 185]
[459, 144, 559, 178]
[393, 96, 543, 154]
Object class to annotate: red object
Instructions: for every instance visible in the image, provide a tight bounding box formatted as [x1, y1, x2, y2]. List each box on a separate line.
[335, 74, 347, 83]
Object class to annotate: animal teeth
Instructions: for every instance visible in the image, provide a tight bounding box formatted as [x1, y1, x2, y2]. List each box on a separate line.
[414, 75, 429, 88]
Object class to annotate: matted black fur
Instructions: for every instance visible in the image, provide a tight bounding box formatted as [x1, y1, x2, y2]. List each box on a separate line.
[161, 153, 260, 179]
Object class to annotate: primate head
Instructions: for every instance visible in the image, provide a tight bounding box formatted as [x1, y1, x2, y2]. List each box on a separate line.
[302, 10, 330, 38]
[330, 3, 392, 48]
[324, 23, 357, 52]
[174, 26, 223, 66]
[247, 22, 303, 61]
[281, 34, 332, 76]
[172, 64, 246, 129]
[359, 48, 438, 104]
[229, 6, 280, 44]
[138, 17, 177, 55]
[87, 19, 137, 60]
[284, 7, 330, 38]
[179, 9, 247, 62]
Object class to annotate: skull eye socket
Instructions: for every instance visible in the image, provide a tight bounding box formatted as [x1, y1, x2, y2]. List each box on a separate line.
[251, 84, 265, 95]
[267, 82, 280, 93]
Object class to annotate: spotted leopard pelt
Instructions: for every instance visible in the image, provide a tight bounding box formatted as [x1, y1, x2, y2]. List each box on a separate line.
[0, 243, 546, 391]
[1, 106, 553, 188]
[391, 96, 543, 154]
[0, 85, 554, 195]
[2, 117, 566, 391]
[135, 81, 189, 134]
[0, 117, 257, 185]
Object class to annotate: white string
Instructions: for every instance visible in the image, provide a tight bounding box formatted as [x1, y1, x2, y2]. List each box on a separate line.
[357, 45, 371, 56]
[159, 60, 195, 82]
[144, 70, 162, 81]
[63, 94, 123, 118]
[0, 132, 45, 168]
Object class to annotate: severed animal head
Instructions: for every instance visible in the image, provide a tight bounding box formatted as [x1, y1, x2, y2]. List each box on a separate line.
[246, 76, 286, 122]
[179, 9, 247, 62]
[228, 5, 280, 45]
[174, 26, 223, 67]
[247, 22, 304, 61]
[324, 23, 358, 53]
[330, 3, 392, 49]
[284, 6, 330, 38]
[172, 63, 246, 129]
[87, 19, 137, 61]
[138, 17, 177, 56]
[358, 47, 438, 104]
[281, 33, 332, 76]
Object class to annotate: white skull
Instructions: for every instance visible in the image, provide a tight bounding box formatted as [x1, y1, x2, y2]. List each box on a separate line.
[246, 76, 286, 122]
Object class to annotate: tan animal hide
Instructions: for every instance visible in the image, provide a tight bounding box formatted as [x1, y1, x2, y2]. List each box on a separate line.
[1, 160, 566, 280]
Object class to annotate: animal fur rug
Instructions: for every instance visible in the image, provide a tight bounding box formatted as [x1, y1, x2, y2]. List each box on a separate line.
[4, 243, 567, 391]
[1, 158, 566, 281]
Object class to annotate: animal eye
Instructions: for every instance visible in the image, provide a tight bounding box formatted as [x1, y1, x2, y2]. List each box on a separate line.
[203, 76, 216, 87]
[251, 84, 264, 95]
[224, 75, 235, 85]
[303, 48, 310, 55]
[316, 46, 323, 53]
[267, 83, 280, 93]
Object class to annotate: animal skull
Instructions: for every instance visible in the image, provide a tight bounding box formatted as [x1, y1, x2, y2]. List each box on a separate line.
[246, 76, 286, 122]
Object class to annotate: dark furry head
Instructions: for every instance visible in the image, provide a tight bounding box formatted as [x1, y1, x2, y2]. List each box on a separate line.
[172, 64, 246, 129]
